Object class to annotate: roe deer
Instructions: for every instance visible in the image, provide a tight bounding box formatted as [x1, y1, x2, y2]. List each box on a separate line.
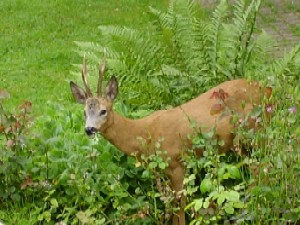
[70, 56, 272, 225]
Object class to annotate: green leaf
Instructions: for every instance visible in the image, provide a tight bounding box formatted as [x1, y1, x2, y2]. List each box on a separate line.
[76, 211, 94, 224]
[203, 130, 215, 139]
[43, 211, 51, 222]
[224, 205, 235, 214]
[200, 178, 212, 193]
[227, 165, 241, 179]
[222, 172, 230, 179]
[50, 198, 59, 208]
[184, 174, 196, 184]
[149, 161, 158, 169]
[217, 195, 225, 205]
[227, 190, 240, 202]
[287, 117, 296, 124]
[142, 170, 151, 179]
[218, 167, 226, 178]
[203, 201, 210, 209]
[233, 201, 245, 208]
[194, 198, 203, 211]
[37, 213, 43, 221]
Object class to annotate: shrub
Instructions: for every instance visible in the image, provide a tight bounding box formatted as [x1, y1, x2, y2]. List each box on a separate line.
[0, 91, 33, 203]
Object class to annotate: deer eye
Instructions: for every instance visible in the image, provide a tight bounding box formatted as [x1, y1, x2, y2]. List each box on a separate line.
[99, 110, 107, 116]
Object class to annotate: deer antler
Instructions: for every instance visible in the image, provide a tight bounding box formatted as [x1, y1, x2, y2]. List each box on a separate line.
[82, 54, 93, 97]
[97, 49, 107, 97]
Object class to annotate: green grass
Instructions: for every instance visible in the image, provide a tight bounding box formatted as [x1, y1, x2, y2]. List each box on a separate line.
[290, 24, 300, 36]
[0, 0, 167, 114]
[0, 204, 37, 225]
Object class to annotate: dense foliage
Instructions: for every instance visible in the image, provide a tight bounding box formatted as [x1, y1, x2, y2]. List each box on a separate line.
[1, 0, 299, 224]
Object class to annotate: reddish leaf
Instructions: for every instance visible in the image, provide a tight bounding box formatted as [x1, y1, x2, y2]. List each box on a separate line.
[6, 139, 14, 147]
[21, 176, 33, 190]
[209, 89, 229, 100]
[0, 125, 5, 133]
[19, 101, 32, 111]
[210, 91, 218, 99]
[14, 121, 21, 129]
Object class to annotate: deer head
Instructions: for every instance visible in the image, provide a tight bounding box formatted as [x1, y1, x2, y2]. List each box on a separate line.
[70, 55, 118, 136]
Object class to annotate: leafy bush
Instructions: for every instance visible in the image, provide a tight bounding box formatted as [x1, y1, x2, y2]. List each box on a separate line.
[28, 102, 159, 224]
[0, 91, 33, 202]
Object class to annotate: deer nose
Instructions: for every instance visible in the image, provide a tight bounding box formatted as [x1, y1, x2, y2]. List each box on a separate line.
[85, 127, 97, 136]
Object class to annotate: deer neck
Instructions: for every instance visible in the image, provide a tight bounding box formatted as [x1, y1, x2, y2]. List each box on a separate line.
[101, 111, 147, 156]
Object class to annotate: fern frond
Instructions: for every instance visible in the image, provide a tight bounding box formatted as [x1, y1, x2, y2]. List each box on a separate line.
[75, 0, 298, 109]
[204, 0, 228, 80]
[240, 0, 261, 70]
[149, 6, 173, 29]
[269, 43, 300, 78]
[99, 25, 162, 76]
[219, 0, 261, 78]
[74, 41, 121, 61]
[149, 0, 197, 69]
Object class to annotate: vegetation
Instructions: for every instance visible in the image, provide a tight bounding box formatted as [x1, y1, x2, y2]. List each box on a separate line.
[1, 0, 299, 224]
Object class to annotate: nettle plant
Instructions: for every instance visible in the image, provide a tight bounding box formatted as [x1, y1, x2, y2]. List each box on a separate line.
[28, 102, 154, 224]
[245, 80, 300, 223]
[0, 90, 33, 202]
[181, 88, 261, 224]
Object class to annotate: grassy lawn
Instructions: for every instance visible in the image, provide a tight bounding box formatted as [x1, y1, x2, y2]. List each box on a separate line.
[0, 0, 167, 114]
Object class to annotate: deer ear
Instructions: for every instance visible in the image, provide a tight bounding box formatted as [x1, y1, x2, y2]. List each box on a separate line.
[106, 76, 118, 101]
[70, 81, 87, 104]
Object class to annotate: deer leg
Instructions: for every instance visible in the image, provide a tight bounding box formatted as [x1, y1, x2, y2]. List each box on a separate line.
[167, 165, 186, 225]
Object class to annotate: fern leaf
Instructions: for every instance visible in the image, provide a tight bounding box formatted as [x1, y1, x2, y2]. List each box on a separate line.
[205, 0, 228, 80]
[269, 43, 300, 78]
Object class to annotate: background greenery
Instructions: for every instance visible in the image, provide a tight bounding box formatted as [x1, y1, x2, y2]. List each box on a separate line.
[0, 0, 168, 112]
[0, 0, 299, 224]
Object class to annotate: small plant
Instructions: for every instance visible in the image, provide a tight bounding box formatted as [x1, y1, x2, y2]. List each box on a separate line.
[0, 90, 34, 202]
[0, 91, 32, 150]
[244, 80, 300, 223]
[137, 145, 174, 224]
[183, 123, 246, 224]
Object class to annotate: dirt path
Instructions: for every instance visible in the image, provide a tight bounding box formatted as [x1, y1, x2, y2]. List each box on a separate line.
[200, 0, 300, 57]
[257, 0, 300, 56]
